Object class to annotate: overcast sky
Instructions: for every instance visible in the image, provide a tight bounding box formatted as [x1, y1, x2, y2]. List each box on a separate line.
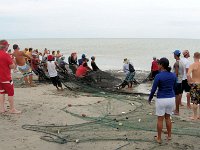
[1, 0, 200, 39]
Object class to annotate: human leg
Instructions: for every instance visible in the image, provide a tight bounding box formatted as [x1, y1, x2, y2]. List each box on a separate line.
[8, 96, 21, 114]
[174, 95, 180, 115]
[186, 93, 191, 109]
[165, 114, 172, 140]
[0, 94, 6, 113]
[190, 104, 198, 120]
[156, 116, 164, 143]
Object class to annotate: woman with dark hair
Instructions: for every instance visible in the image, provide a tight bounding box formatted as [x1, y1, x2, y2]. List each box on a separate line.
[148, 57, 177, 143]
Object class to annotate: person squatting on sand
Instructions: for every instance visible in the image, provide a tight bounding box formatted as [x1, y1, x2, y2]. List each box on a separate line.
[187, 52, 200, 120]
[148, 57, 176, 144]
[46, 55, 63, 91]
[173, 50, 184, 115]
[0, 40, 21, 114]
[12, 44, 35, 87]
[180, 50, 191, 109]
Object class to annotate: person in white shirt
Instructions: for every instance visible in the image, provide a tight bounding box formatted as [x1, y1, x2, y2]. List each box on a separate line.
[180, 50, 191, 109]
[46, 55, 63, 91]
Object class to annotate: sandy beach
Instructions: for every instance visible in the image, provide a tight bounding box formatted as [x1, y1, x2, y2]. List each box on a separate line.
[0, 71, 200, 150]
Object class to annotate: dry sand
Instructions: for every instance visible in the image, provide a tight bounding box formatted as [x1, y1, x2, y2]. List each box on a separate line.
[0, 72, 200, 150]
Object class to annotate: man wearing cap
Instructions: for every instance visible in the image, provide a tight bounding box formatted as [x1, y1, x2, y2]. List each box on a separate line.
[12, 44, 34, 86]
[0, 40, 21, 114]
[180, 50, 191, 109]
[173, 50, 184, 115]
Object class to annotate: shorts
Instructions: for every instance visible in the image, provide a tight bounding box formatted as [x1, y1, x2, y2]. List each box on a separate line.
[0, 81, 14, 96]
[155, 97, 175, 116]
[18, 64, 33, 77]
[125, 72, 135, 82]
[50, 76, 62, 87]
[182, 79, 191, 92]
[175, 83, 183, 95]
[190, 84, 200, 104]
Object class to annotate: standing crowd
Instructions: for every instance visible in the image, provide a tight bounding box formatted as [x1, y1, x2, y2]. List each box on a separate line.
[149, 49, 200, 143]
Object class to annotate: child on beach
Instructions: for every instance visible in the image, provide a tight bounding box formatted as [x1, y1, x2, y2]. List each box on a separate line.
[148, 57, 176, 143]
[46, 55, 63, 90]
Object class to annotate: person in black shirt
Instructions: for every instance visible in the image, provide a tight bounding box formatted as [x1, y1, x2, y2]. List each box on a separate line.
[91, 56, 99, 71]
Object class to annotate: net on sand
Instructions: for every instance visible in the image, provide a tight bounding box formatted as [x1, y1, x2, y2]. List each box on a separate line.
[22, 81, 200, 144]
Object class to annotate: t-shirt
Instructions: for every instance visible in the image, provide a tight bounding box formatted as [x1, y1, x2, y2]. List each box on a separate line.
[0, 51, 13, 82]
[173, 60, 184, 83]
[151, 60, 159, 71]
[76, 65, 88, 77]
[47, 61, 57, 77]
[149, 71, 177, 100]
[91, 61, 99, 71]
[180, 57, 191, 80]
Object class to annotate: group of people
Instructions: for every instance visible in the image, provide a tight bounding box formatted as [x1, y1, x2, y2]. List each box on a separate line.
[1, 39, 200, 145]
[148, 50, 200, 143]
[0, 39, 102, 114]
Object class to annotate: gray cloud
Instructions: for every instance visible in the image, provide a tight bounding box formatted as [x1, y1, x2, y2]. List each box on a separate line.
[1, 0, 200, 39]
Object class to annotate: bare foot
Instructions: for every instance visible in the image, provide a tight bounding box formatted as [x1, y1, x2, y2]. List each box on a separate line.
[166, 136, 172, 141]
[187, 104, 191, 109]
[180, 103, 184, 106]
[154, 136, 161, 144]
[30, 84, 37, 87]
[9, 109, 21, 114]
[0, 109, 7, 113]
[188, 116, 198, 120]
[173, 111, 179, 116]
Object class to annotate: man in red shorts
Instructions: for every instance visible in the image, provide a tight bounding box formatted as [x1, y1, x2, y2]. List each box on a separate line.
[0, 40, 21, 114]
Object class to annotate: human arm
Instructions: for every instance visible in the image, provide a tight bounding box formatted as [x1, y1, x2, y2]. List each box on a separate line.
[187, 65, 193, 84]
[174, 62, 179, 77]
[148, 76, 159, 103]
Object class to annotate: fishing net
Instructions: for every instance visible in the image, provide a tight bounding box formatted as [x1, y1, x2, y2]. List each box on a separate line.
[21, 77, 200, 145]
[13, 67, 198, 147]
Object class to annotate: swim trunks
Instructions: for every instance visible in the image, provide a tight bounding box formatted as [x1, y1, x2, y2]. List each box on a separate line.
[18, 64, 33, 77]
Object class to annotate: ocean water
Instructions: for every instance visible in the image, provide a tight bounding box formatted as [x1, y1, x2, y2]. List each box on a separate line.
[8, 38, 200, 71]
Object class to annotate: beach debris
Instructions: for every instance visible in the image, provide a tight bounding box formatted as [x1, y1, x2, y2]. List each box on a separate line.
[122, 112, 126, 114]
[68, 104, 72, 107]
[126, 117, 129, 120]
[81, 114, 86, 117]
[75, 139, 79, 143]
[57, 130, 60, 134]
[138, 119, 141, 122]
[130, 103, 134, 106]
[100, 92, 106, 94]
[119, 122, 123, 126]
[137, 95, 141, 98]
[97, 101, 101, 103]
[149, 112, 152, 115]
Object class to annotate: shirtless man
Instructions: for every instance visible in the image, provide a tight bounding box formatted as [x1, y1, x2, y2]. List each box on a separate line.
[12, 44, 34, 86]
[187, 52, 200, 120]
[0, 40, 21, 114]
